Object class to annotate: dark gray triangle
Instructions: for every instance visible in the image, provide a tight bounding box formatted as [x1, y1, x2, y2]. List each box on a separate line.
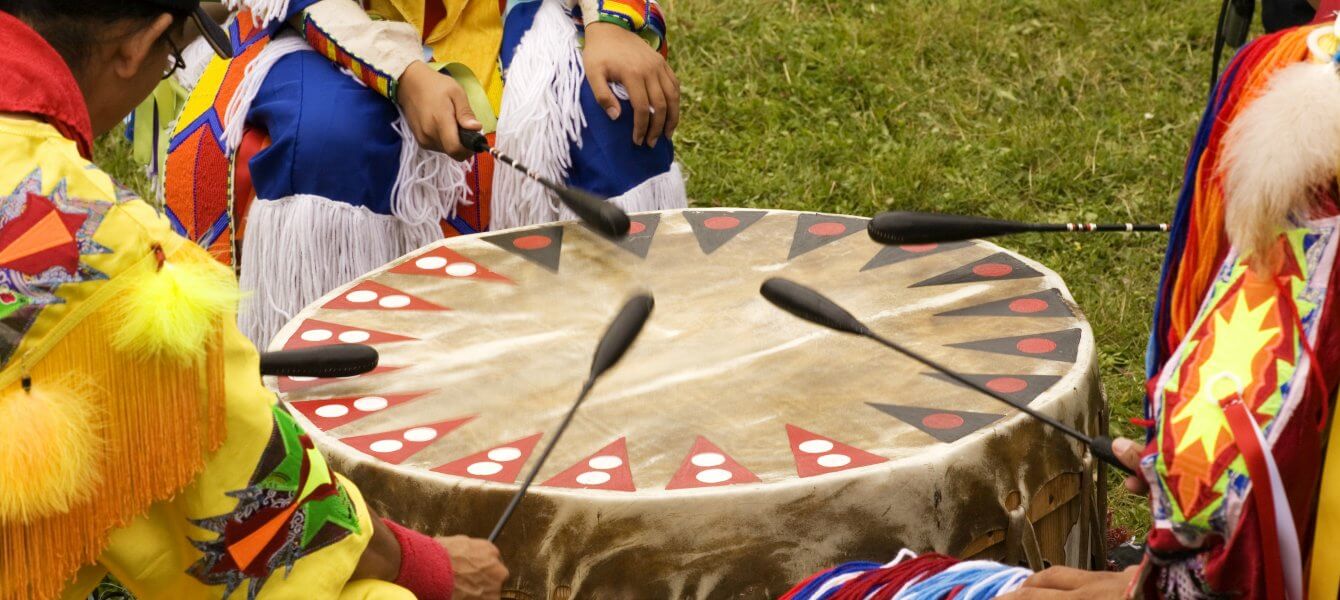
[683, 210, 767, 255]
[616, 213, 660, 258]
[910, 252, 1043, 288]
[787, 214, 868, 259]
[947, 328, 1082, 363]
[484, 226, 565, 272]
[861, 241, 971, 272]
[935, 289, 1074, 318]
[920, 372, 1062, 406]
[867, 403, 1003, 444]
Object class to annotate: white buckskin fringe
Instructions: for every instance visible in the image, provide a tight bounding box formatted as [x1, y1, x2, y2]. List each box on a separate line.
[238, 195, 443, 348]
[491, 0, 586, 229]
[390, 114, 473, 225]
[556, 163, 687, 221]
[225, 0, 292, 27]
[222, 35, 310, 155]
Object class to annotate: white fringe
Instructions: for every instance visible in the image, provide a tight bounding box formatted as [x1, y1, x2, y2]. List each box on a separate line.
[555, 162, 687, 221]
[221, 35, 309, 156]
[1222, 61, 1340, 260]
[389, 115, 473, 225]
[225, 0, 292, 28]
[238, 195, 443, 348]
[491, 0, 586, 229]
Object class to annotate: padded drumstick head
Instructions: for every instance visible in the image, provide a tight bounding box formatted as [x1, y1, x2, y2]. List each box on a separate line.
[867, 211, 1034, 245]
[259, 344, 379, 378]
[760, 278, 869, 337]
[556, 187, 631, 239]
[589, 294, 655, 379]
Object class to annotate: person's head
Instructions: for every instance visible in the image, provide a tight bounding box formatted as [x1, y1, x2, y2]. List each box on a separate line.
[0, 0, 221, 137]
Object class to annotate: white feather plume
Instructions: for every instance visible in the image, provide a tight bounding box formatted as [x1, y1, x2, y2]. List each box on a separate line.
[1221, 61, 1340, 261]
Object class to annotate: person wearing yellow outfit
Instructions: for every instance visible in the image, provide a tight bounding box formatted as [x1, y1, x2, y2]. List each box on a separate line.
[0, 1, 507, 598]
[161, 0, 684, 347]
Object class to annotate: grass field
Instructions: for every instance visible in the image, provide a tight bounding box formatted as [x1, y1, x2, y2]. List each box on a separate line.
[95, 0, 1223, 549]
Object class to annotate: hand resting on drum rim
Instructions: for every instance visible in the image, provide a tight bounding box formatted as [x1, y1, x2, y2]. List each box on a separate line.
[356, 512, 510, 600]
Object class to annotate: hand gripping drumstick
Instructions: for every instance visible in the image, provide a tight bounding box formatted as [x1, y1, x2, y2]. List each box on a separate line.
[759, 278, 1135, 475]
[867, 211, 1169, 246]
[259, 344, 379, 378]
[488, 294, 656, 542]
[459, 129, 631, 239]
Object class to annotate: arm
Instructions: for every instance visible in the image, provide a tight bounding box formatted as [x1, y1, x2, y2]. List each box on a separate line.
[577, 0, 680, 146]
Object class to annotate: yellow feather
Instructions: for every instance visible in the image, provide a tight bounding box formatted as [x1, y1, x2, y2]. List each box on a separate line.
[112, 245, 241, 362]
[0, 378, 102, 524]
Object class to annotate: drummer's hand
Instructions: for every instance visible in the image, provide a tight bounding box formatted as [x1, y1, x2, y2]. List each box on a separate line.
[583, 22, 679, 147]
[436, 535, 509, 600]
[996, 566, 1138, 599]
[396, 61, 482, 161]
[1112, 437, 1148, 496]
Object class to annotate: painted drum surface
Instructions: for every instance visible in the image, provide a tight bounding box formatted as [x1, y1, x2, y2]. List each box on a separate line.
[269, 209, 1106, 599]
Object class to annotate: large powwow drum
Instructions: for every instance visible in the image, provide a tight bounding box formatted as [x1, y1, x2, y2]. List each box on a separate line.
[269, 209, 1107, 599]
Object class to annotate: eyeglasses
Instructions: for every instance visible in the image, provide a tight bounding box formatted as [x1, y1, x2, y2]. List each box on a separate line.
[163, 37, 185, 81]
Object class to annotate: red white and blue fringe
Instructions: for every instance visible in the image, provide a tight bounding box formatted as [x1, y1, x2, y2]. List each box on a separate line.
[782, 550, 1032, 600]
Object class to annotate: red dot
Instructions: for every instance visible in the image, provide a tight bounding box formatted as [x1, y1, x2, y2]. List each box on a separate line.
[807, 222, 847, 236]
[922, 413, 965, 430]
[704, 216, 740, 230]
[1008, 298, 1049, 314]
[902, 244, 939, 253]
[986, 377, 1029, 394]
[512, 235, 552, 250]
[1016, 338, 1058, 354]
[628, 221, 647, 235]
[972, 263, 1014, 277]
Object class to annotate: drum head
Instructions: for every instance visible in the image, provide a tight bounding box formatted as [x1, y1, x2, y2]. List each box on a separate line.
[272, 209, 1101, 596]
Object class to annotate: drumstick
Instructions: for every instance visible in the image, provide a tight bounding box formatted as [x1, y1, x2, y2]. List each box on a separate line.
[459, 129, 631, 238]
[867, 211, 1169, 246]
[759, 278, 1135, 476]
[258, 344, 379, 378]
[487, 294, 656, 542]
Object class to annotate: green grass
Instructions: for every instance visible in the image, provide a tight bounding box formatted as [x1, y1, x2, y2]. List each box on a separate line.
[97, 0, 1220, 543]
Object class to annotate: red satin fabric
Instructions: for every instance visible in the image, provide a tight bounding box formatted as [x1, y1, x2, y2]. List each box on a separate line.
[0, 10, 93, 158]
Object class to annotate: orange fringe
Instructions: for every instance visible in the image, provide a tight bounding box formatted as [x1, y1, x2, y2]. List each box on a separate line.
[0, 273, 229, 599]
[1169, 26, 1316, 339]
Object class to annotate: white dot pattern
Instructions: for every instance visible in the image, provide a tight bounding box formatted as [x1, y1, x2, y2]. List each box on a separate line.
[798, 439, 834, 454]
[488, 447, 523, 462]
[415, 256, 448, 270]
[576, 471, 611, 486]
[314, 404, 349, 418]
[587, 455, 623, 470]
[379, 295, 411, 309]
[467, 461, 504, 476]
[353, 396, 388, 412]
[369, 439, 403, 454]
[403, 427, 437, 442]
[301, 329, 333, 342]
[690, 453, 725, 467]
[816, 453, 851, 468]
[695, 468, 733, 484]
[446, 262, 478, 277]
[339, 330, 371, 344]
[346, 290, 378, 303]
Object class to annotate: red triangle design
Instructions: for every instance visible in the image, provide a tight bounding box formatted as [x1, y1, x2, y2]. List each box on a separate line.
[665, 436, 760, 489]
[323, 281, 448, 312]
[389, 246, 513, 284]
[784, 424, 887, 478]
[540, 437, 636, 491]
[432, 433, 544, 483]
[276, 365, 403, 393]
[340, 416, 476, 465]
[287, 390, 431, 431]
[283, 318, 417, 350]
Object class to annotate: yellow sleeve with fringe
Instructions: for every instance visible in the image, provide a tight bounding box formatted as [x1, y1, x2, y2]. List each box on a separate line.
[0, 116, 377, 599]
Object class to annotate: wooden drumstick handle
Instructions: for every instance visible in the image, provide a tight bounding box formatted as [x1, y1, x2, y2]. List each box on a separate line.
[488, 294, 655, 543]
[760, 277, 1135, 476]
[460, 128, 631, 239]
[867, 211, 1168, 246]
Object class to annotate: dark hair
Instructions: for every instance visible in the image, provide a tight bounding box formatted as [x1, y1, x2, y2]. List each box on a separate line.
[0, 0, 188, 72]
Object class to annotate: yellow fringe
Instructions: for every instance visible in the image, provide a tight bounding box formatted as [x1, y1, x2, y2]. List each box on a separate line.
[0, 249, 231, 599]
